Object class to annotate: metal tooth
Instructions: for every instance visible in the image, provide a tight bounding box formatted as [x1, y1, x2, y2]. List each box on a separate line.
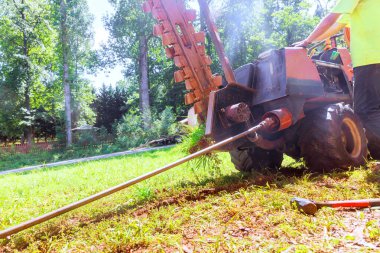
[174, 56, 186, 68]
[184, 9, 197, 22]
[194, 32, 205, 44]
[161, 20, 172, 33]
[194, 89, 202, 99]
[202, 55, 212, 66]
[185, 92, 196, 105]
[153, 24, 163, 37]
[185, 79, 196, 90]
[174, 70, 185, 83]
[152, 7, 166, 21]
[212, 75, 223, 87]
[165, 48, 175, 59]
[166, 45, 183, 59]
[197, 45, 206, 55]
[172, 44, 182, 56]
[194, 102, 204, 114]
[182, 67, 193, 79]
[162, 32, 176, 46]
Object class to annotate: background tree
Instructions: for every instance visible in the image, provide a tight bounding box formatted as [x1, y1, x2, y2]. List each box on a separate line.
[54, 0, 95, 146]
[0, 0, 57, 144]
[92, 83, 129, 132]
[105, 0, 156, 129]
[0, 0, 332, 148]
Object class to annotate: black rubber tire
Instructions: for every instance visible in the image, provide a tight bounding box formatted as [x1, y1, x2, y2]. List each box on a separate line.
[229, 147, 283, 173]
[298, 104, 368, 171]
[366, 130, 380, 160]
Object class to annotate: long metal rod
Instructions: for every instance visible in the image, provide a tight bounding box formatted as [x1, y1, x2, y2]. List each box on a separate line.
[0, 119, 272, 239]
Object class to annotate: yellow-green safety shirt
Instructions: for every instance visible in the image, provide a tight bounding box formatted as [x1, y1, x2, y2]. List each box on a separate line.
[338, 14, 351, 28]
[332, 0, 380, 67]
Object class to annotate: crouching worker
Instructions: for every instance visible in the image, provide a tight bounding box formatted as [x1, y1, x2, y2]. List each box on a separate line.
[294, 0, 380, 159]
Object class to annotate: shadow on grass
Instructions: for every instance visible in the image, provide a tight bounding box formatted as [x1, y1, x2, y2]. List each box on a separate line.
[2, 164, 365, 251]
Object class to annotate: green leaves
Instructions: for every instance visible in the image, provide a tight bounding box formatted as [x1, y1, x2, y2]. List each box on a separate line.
[0, 0, 95, 144]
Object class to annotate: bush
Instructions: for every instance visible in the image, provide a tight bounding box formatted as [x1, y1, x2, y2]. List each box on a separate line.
[74, 130, 98, 146]
[116, 107, 180, 149]
[153, 107, 180, 137]
[116, 114, 147, 149]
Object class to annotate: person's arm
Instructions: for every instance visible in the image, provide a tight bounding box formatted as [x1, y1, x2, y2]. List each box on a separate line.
[293, 13, 341, 47]
[314, 22, 346, 42]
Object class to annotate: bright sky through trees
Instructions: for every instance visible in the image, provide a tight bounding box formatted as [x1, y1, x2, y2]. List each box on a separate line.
[87, 0, 124, 88]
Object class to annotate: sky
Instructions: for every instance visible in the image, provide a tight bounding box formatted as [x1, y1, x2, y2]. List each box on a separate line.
[86, 0, 200, 89]
[86, 0, 331, 89]
[87, 0, 124, 89]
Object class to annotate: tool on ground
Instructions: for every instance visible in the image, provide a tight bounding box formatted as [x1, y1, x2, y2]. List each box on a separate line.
[291, 197, 380, 215]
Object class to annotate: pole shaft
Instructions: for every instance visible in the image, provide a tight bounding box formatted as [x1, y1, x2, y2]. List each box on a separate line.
[0, 119, 272, 239]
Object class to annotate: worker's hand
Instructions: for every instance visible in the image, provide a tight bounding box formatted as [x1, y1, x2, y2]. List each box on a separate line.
[292, 39, 311, 48]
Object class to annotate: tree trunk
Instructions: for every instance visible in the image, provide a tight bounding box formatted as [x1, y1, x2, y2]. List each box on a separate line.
[21, 0, 33, 145]
[60, 0, 72, 146]
[139, 35, 151, 129]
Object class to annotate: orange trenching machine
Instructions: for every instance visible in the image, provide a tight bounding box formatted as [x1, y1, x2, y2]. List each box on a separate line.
[143, 0, 367, 172]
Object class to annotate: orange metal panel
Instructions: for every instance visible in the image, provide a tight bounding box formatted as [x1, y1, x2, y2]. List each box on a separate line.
[285, 48, 321, 82]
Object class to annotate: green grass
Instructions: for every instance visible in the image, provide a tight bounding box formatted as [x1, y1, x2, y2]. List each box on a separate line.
[0, 144, 124, 172]
[0, 148, 379, 252]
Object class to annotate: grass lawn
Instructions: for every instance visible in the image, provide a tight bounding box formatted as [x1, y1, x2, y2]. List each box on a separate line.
[0, 147, 379, 252]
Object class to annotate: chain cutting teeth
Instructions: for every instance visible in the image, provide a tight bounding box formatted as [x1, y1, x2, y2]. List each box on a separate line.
[143, 0, 222, 116]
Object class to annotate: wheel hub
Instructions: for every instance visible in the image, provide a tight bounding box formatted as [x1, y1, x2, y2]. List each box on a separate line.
[341, 118, 361, 158]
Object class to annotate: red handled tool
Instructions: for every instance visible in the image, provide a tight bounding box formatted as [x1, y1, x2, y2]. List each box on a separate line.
[291, 197, 380, 215]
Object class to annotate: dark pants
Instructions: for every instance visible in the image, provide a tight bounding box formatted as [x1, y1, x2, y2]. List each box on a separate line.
[354, 64, 380, 159]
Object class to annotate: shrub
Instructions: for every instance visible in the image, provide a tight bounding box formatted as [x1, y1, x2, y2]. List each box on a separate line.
[116, 107, 180, 149]
[154, 107, 176, 137]
[74, 130, 98, 146]
[116, 114, 147, 149]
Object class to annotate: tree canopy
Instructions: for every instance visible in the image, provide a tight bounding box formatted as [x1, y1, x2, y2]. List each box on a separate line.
[0, 0, 334, 145]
